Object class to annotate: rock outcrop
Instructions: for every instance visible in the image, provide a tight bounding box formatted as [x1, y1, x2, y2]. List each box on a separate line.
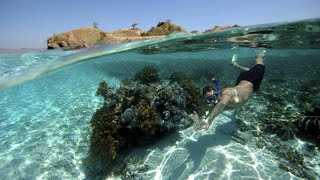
[47, 27, 159, 50]
[47, 27, 101, 49]
[204, 25, 240, 33]
[142, 21, 186, 36]
[111, 28, 144, 37]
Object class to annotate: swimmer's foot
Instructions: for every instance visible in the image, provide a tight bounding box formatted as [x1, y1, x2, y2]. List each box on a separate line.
[231, 54, 250, 71]
[230, 54, 238, 66]
[255, 50, 266, 65]
[256, 49, 266, 57]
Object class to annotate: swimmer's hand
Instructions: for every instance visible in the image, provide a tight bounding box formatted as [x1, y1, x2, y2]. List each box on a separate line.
[195, 121, 209, 131]
[189, 111, 210, 131]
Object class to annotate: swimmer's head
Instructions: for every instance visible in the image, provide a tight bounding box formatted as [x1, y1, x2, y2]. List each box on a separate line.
[203, 86, 219, 105]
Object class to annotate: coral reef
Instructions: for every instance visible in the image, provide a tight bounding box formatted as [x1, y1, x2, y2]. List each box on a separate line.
[89, 104, 123, 163]
[235, 110, 318, 179]
[233, 60, 320, 178]
[120, 108, 136, 127]
[268, 139, 315, 179]
[89, 66, 198, 164]
[168, 72, 207, 115]
[260, 104, 300, 140]
[235, 90, 319, 178]
[96, 81, 108, 99]
[296, 107, 320, 144]
[134, 65, 160, 84]
[136, 103, 158, 136]
[153, 82, 193, 132]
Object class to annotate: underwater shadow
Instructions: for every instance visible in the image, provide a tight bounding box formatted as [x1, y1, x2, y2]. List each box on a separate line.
[82, 130, 184, 180]
[169, 112, 238, 179]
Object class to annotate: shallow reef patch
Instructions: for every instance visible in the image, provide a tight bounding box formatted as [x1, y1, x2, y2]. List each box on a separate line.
[88, 65, 205, 167]
[235, 86, 319, 179]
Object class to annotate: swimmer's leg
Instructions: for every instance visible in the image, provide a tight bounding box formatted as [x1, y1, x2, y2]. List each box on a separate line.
[231, 54, 250, 71]
[255, 50, 266, 65]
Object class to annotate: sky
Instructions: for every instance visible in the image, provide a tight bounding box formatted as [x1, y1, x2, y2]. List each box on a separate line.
[0, 0, 319, 48]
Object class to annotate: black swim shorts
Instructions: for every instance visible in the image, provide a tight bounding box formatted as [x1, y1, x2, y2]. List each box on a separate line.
[235, 64, 265, 91]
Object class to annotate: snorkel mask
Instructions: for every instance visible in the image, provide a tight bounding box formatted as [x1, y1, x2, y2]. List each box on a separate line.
[204, 77, 221, 105]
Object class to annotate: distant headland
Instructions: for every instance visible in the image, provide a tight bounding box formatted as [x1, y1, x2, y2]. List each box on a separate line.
[47, 21, 239, 50]
[0, 48, 45, 54]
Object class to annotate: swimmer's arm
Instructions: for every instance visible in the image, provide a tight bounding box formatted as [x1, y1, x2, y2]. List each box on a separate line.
[207, 93, 232, 125]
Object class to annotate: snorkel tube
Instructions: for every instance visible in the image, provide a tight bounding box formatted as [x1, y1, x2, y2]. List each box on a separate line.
[211, 77, 221, 96]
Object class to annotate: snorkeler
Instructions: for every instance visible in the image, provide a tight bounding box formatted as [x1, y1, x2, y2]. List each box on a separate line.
[191, 52, 266, 130]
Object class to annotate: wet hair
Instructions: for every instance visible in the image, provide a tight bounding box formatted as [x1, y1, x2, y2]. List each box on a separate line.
[202, 86, 216, 95]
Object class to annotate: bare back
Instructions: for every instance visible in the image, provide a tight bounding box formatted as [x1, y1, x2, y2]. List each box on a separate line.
[221, 80, 254, 109]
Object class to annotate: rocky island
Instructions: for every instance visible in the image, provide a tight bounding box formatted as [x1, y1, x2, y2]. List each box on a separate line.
[47, 21, 186, 50]
[47, 21, 240, 50]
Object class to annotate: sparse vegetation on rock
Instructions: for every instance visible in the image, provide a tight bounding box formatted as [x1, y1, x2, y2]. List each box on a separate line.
[93, 22, 99, 29]
[131, 22, 139, 29]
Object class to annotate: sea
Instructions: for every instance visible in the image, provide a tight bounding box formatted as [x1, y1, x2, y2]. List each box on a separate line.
[0, 18, 319, 180]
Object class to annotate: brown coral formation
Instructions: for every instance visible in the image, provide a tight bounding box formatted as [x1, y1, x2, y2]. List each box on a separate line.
[296, 107, 320, 144]
[134, 65, 160, 84]
[90, 107, 122, 161]
[96, 81, 108, 98]
[89, 66, 203, 164]
[168, 72, 205, 114]
[137, 103, 158, 136]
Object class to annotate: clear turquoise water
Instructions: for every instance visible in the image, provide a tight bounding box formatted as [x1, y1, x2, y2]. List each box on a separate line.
[0, 19, 319, 179]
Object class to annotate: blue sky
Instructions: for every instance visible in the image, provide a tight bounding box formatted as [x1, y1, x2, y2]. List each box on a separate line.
[0, 0, 319, 48]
